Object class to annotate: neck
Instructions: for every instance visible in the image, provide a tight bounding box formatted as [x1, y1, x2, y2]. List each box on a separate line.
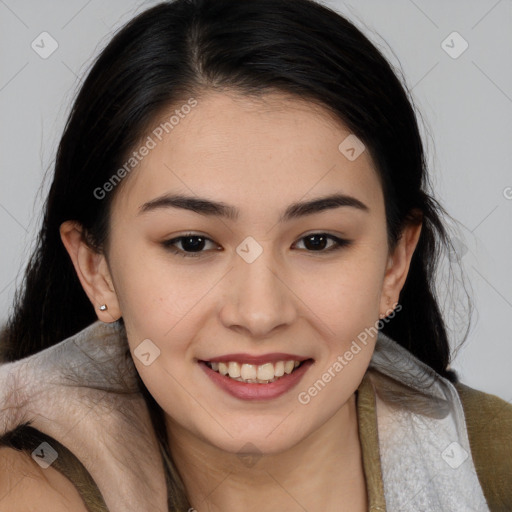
[165, 393, 367, 512]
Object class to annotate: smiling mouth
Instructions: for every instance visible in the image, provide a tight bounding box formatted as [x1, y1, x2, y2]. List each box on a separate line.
[202, 359, 312, 384]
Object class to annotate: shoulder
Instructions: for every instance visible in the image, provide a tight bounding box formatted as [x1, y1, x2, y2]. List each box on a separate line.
[454, 381, 512, 510]
[0, 446, 89, 511]
[455, 381, 512, 439]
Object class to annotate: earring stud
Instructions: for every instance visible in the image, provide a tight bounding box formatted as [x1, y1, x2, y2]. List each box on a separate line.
[99, 304, 108, 311]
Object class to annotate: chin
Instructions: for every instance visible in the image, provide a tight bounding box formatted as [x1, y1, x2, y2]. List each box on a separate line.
[200, 420, 312, 458]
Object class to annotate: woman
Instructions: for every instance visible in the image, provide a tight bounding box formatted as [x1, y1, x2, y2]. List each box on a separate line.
[0, 0, 510, 510]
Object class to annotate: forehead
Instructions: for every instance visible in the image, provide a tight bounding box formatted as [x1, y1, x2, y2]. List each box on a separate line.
[111, 91, 383, 218]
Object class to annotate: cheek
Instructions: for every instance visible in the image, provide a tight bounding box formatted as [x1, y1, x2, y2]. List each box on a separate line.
[293, 262, 384, 427]
[109, 242, 203, 337]
[113, 253, 206, 431]
[308, 251, 386, 340]
[294, 246, 386, 396]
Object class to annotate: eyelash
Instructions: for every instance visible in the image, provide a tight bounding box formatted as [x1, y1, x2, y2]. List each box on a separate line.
[161, 232, 352, 258]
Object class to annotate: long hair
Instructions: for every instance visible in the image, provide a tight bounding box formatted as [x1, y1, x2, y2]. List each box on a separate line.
[1, 0, 471, 509]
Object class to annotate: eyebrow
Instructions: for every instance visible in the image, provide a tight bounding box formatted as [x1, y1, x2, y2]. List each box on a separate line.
[139, 192, 369, 222]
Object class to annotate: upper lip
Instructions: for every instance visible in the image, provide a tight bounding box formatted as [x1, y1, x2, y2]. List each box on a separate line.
[200, 353, 312, 365]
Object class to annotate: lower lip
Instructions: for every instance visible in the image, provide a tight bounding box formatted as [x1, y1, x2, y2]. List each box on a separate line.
[199, 360, 314, 400]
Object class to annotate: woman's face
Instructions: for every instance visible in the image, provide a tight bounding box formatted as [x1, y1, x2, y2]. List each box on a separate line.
[91, 91, 409, 455]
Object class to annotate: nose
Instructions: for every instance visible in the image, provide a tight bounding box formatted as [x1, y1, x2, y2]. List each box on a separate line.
[218, 244, 297, 338]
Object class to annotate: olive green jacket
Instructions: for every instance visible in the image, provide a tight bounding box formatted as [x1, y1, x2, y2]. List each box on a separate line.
[2, 372, 511, 511]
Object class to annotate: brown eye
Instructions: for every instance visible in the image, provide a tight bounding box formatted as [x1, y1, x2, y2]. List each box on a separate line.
[161, 234, 219, 258]
[293, 233, 351, 253]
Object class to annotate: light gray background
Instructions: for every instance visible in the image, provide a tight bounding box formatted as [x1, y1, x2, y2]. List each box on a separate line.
[0, 1, 511, 402]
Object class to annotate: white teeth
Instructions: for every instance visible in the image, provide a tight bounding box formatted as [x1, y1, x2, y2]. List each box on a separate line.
[207, 359, 305, 383]
[240, 363, 257, 380]
[284, 360, 295, 374]
[274, 361, 285, 377]
[228, 361, 241, 378]
[218, 362, 229, 375]
[257, 363, 275, 381]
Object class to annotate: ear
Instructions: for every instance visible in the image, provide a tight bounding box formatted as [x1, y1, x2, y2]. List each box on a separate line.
[379, 218, 422, 318]
[59, 220, 122, 323]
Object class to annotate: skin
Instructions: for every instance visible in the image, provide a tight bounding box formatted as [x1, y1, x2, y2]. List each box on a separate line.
[60, 91, 421, 511]
[0, 446, 88, 511]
